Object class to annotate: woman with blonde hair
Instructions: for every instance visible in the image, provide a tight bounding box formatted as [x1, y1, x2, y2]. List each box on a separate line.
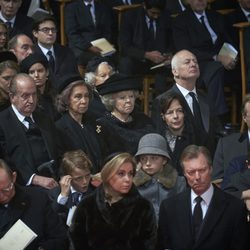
[70, 152, 157, 250]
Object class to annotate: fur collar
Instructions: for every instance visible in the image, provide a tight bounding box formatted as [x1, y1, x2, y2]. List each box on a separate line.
[133, 164, 178, 189]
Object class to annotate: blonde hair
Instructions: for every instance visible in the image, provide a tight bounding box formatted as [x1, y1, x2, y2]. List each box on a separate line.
[101, 152, 136, 188]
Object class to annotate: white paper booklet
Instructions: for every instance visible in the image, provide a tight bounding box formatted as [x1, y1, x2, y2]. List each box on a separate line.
[218, 42, 238, 60]
[0, 219, 37, 250]
[91, 38, 116, 57]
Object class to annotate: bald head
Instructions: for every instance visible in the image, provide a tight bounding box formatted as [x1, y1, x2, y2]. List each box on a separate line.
[171, 50, 200, 89]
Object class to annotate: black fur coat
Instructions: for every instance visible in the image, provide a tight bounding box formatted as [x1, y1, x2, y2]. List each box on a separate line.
[70, 184, 157, 250]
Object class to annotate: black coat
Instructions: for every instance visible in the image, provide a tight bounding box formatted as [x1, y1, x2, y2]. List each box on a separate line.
[151, 85, 219, 156]
[158, 186, 249, 250]
[119, 7, 173, 60]
[56, 112, 104, 173]
[33, 43, 79, 92]
[0, 185, 68, 250]
[0, 107, 64, 184]
[70, 184, 157, 250]
[96, 111, 156, 156]
[65, 0, 113, 55]
[0, 13, 34, 39]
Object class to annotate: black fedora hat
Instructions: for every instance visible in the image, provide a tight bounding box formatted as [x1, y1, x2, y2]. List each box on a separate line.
[96, 73, 142, 95]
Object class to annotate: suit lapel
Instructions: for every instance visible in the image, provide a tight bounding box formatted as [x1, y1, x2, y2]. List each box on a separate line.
[8, 108, 35, 168]
[195, 186, 228, 247]
[197, 93, 209, 132]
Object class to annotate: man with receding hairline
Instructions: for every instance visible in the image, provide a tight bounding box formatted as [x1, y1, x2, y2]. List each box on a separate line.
[0, 73, 64, 189]
[152, 50, 219, 155]
[8, 34, 34, 63]
[158, 144, 248, 250]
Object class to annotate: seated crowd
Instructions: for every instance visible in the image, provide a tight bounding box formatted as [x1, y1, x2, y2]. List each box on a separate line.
[0, 0, 250, 249]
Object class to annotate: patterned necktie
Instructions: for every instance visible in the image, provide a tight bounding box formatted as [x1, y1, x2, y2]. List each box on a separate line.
[72, 192, 81, 206]
[193, 196, 203, 239]
[5, 21, 12, 35]
[47, 50, 55, 72]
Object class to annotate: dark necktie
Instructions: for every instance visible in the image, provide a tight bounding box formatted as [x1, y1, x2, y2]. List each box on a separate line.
[147, 19, 155, 50]
[47, 50, 55, 72]
[193, 196, 203, 239]
[189, 92, 204, 130]
[87, 3, 95, 26]
[72, 192, 82, 206]
[124, 0, 130, 4]
[5, 21, 12, 35]
[200, 16, 212, 42]
[25, 116, 36, 130]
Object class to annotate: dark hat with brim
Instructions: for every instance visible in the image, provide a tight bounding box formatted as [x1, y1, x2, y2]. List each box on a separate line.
[57, 74, 83, 94]
[0, 51, 18, 63]
[20, 53, 48, 73]
[86, 55, 114, 73]
[96, 73, 142, 95]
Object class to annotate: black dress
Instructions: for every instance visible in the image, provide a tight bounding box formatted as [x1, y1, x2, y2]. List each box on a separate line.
[96, 111, 156, 156]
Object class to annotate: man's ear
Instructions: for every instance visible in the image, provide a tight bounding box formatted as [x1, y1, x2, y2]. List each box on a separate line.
[32, 30, 38, 39]
[12, 171, 17, 183]
[172, 68, 179, 78]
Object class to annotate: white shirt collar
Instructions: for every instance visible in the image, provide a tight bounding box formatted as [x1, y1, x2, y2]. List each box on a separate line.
[84, 0, 95, 7]
[194, 11, 206, 21]
[191, 183, 214, 207]
[11, 104, 34, 123]
[176, 83, 197, 98]
[0, 11, 16, 24]
[38, 43, 54, 57]
[240, 7, 250, 21]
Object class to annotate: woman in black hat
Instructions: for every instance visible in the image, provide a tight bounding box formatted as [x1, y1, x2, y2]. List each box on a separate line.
[55, 74, 104, 174]
[0, 51, 19, 111]
[96, 73, 156, 155]
[20, 53, 59, 120]
[84, 56, 115, 119]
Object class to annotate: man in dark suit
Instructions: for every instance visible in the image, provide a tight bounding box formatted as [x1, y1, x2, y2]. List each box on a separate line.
[213, 94, 250, 184]
[65, 0, 114, 66]
[158, 144, 248, 250]
[0, 0, 33, 39]
[119, 0, 173, 91]
[0, 73, 63, 189]
[151, 49, 219, 155]
[172, 0, 238, 116]
[0, 159, 68, 249]
[32, 15, 79, 92]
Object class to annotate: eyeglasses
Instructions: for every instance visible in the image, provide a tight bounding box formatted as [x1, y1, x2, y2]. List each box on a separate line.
[0, 182, 14, 194]
[38, 28, 57, 34]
